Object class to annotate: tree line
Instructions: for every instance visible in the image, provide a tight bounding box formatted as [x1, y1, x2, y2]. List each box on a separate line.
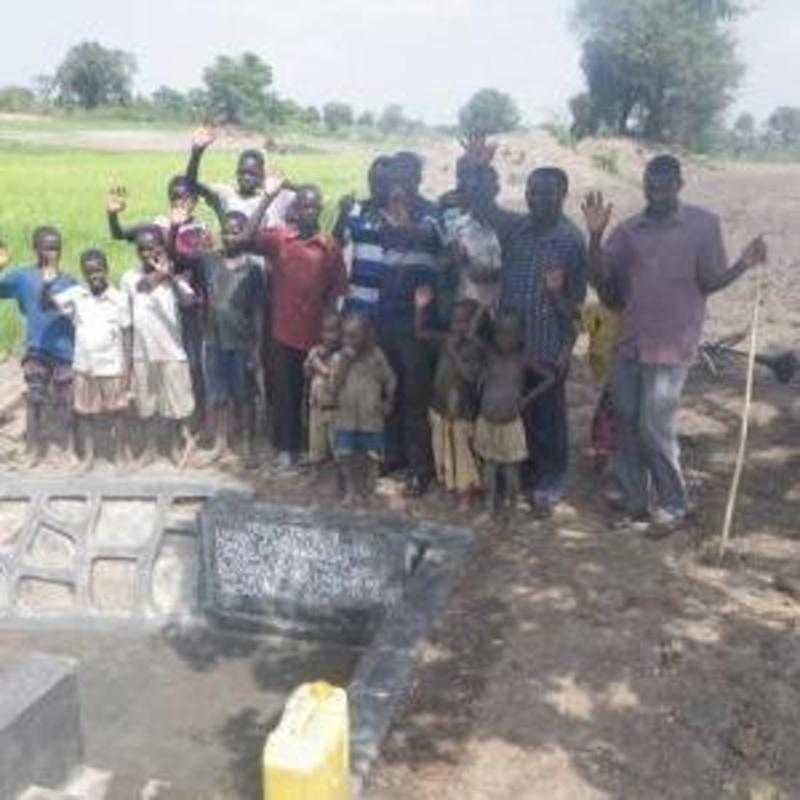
[0, 42, 522, 141]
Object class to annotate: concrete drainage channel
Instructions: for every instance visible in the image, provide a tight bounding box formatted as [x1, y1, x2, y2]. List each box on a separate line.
[0, 473, 474, 798]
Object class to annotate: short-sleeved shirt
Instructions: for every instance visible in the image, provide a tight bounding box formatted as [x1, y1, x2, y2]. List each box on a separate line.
[492, 211, 588, 365]
[600, 203, 728, 365]
[342, 202, 387, 320]
[378, 198, 442, 335]
[120, 267, 188, 363]
[210, 184, 296, 225]
[51, 285, 130, 377]
[333, 347, 397, 433]
[194, 254, 265, 351]
[0, 266, 77, 363]
[256, 227, 347, 352]
[441, 208, 502, 310]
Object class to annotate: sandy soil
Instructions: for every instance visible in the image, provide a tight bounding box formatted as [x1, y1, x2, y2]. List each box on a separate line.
[1, 132, 799, 798]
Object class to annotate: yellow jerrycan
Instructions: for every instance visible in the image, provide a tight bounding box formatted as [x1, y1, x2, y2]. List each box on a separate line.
[263, 681, 350, 800]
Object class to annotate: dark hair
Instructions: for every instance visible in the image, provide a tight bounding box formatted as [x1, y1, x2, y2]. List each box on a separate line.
[529, 167, 569, 193]
[391, 151, 424, 183]
[646, 154, 682, 179]
[80, 248, 107, 268]
[369, 155, 392, 175]
[135, 225, 165, 245]
[294, 183, 322, 201]
[168, 175, 197, 199]
[32, 226, 60, 248]
[343, 310, 373, 335]
[238, 149, 265, 169]
[224, 211, 248, 227]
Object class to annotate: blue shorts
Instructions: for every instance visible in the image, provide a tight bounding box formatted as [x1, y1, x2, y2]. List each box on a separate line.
[203, 344, 251, 404]
[334, 430, 385, 460]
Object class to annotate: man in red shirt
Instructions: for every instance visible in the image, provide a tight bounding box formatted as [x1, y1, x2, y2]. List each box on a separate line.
[238, 181, 347, 470]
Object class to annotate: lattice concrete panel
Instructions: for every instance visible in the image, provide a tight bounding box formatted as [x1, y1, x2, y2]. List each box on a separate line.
[0, 474, 250, 621]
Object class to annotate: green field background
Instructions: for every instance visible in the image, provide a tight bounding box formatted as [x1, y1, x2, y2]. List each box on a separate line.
[0, 144, 369, 358]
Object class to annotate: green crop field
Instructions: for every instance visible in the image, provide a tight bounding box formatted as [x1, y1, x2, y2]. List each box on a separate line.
[0, 141, 370, 359]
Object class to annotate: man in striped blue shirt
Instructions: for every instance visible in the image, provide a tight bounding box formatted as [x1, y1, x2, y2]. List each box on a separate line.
[335, 153, 443, 495]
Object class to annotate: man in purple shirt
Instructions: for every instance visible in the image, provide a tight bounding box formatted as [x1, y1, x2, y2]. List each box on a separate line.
[583, 155, 767, 531]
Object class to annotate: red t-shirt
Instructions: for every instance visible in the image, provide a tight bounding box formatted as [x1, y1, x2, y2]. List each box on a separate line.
[257, 227, 347, 352]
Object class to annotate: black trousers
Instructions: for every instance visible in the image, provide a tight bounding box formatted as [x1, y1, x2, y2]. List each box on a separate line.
[272, 340, 307, 455]
[379, 331, 435, 480]
[521, 374, 569, 494]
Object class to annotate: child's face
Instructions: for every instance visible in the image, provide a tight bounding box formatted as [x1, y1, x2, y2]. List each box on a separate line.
[35, 233, 61, 269]
[288, 189, 322, 233]
[342, 319, 368, 354]
[169, 185, 198, 215]
[136, 232, 165, 270]
[82, 259, 108, 295]
[222, 216, 245, 254]
[321, 317, 342, 350]
[494, 319, 521, 354]
[237, 156, 264, 196]
[451, 305, 474, 340]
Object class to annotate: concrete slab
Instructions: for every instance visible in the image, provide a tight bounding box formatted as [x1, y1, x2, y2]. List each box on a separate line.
[0, 652, 82, 799]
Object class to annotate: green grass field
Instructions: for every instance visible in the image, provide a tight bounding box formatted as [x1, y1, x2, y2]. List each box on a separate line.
[0, 142, 369, 358]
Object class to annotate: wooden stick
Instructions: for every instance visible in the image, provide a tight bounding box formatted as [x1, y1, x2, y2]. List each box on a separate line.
[718, 277, 762, 563]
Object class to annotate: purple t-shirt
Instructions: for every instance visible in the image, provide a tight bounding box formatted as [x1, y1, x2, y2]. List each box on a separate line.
[603, 203, 728, 365]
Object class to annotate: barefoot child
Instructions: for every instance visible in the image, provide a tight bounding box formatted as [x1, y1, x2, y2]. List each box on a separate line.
[330, 313, 397, 506]
[120, 227, 196, 467]
[476, 311, 555, 516]
[414, 287, 484, 510]
[0, 227, 78, 466]
[45, 250, 132, 470]
[304, 311, 342, 480]
[168, 210, 265, 468]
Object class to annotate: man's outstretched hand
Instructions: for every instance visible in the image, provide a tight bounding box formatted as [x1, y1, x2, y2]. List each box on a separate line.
[107, 186, 128, 215]
[581, 191, 613, 236]
[740, 234, 768, 269]
[0, 243, 9, 270]
[192, 126, 218, 150]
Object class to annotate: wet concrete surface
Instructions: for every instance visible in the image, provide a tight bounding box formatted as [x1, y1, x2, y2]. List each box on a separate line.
[0, 624, 360, 798]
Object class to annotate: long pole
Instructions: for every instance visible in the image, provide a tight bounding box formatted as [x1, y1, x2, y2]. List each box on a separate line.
[718, 277, 762, 563]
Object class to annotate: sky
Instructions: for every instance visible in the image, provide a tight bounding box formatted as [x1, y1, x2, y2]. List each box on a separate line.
[1, 0, 797, 126]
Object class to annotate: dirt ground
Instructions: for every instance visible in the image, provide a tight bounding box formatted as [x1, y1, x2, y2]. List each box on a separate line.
[1, 133, 800, 798]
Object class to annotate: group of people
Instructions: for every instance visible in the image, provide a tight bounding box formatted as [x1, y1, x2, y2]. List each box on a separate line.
[0, 128, 768, 526]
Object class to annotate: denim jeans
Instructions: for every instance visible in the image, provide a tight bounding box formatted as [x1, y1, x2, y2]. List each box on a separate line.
[612, 357, 689, 515]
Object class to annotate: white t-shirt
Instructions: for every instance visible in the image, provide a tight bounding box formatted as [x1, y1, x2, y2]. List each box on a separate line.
[120, 268, 189, 363]
[442, 208, 503, 311]
[52, 285, 130, 377]
[210, 183, 296, 226]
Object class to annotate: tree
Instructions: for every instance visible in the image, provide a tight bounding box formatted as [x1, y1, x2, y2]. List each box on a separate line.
[0, 86, 36, 113]
[203, 53, 273, 124]
[458, 88, 521, 137]
[322, 102, 354, 131]
[187, 88, 211, 120]
[52, 42, 136, 108]
[304, 106, 321, 125]
[151, 86, 188, 117]
[357, 110, 375, 127]
[767, 106, 800, 146]
[378, 104, 407, 134]
[572, 0, 745, 145]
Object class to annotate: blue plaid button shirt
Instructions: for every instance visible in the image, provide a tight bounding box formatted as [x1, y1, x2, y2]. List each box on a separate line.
[490, 210, 588, 364]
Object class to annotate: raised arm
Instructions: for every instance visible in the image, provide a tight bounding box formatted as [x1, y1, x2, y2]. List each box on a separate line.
[332, 194, 356, 246]
[185, 126, 216, 185]
[106, 186, 155, 243]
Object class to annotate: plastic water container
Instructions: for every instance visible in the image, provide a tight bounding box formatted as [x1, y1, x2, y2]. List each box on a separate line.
[263, 681, 350, 800]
